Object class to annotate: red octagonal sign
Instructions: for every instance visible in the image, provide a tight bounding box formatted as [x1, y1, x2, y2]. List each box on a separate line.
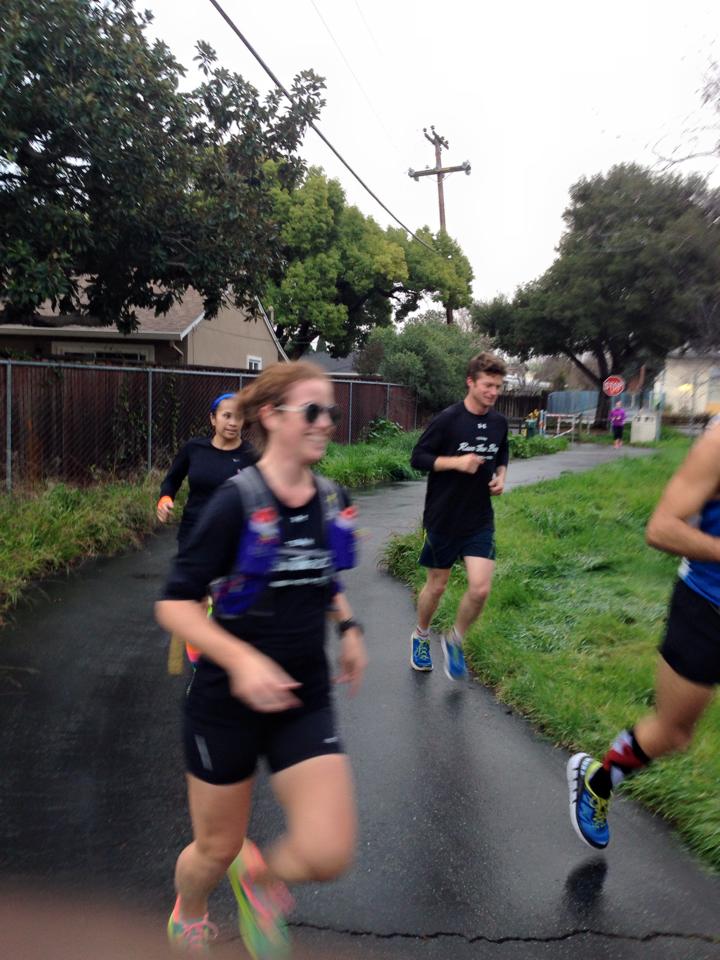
[603, 375, 625, 397]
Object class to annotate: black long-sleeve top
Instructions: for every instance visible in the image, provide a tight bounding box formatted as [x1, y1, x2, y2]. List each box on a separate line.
[411, 402, 509, 536]
[159, 437, 258, 548]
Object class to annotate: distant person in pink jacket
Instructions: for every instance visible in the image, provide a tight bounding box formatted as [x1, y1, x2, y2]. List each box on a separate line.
[609, 400, 626, 448]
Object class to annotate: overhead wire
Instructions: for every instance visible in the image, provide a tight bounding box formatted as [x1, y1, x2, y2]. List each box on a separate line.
[205, 0, 439, 254]
[307, 0, 404, 156]
[352, 0, 385, 61]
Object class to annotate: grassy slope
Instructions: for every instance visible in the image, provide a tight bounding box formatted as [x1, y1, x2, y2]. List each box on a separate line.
[384, 439, 720, 871]
[0, 477, 160, 619]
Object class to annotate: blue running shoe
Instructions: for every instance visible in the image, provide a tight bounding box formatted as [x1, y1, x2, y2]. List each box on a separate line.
[567, 752, 610, 850]
[410, 632, 433, 671]
[440, 632, 467, 680]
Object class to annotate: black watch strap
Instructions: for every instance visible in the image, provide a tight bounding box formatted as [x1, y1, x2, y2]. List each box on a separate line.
[337, 617, 361, 635]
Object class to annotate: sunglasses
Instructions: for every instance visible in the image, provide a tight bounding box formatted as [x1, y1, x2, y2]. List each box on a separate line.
[275, 403, 342, 425]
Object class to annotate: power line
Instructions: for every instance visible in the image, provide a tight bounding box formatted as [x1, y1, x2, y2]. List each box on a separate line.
[205, 0, 437, 253]
[308, 0, 402, 154]
[352, 0, 385, 60]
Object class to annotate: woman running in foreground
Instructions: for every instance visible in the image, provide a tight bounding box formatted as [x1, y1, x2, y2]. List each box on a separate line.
[156, 361, 367, 957]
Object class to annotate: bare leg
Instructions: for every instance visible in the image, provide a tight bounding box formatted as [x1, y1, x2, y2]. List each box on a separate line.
[265, 754, 356, 884]
[454, 556, 495, 637]
[174, 773, 253, 919]
[416, 567, 451, 632]
[634, 658, 715, 759]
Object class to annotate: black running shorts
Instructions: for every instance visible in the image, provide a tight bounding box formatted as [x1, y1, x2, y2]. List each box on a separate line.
[418, 525, 496, 569]
[184, 702, 343, 785]
[659, 579, 720, 685]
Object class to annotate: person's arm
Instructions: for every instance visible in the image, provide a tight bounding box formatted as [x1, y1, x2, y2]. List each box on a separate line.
[411, 411, 483, 475]
[322, 486, 366, 694]
[157, 444, 191, 521]
[433, 454, 483, 473]
[489, 464, 507, 496]
[329, 589, 367, 696]
[157, 600, 302, 711]
[489, 421, 509, 495]
[645, 428, 720, 561]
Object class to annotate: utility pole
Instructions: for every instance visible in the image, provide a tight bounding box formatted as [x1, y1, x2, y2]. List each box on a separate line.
[408, 126, 471, 323]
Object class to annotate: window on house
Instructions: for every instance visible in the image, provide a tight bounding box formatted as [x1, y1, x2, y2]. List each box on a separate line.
[707, 368, 720, 406]
[247, 356, 262, 372]
[51, 341, 155, 363]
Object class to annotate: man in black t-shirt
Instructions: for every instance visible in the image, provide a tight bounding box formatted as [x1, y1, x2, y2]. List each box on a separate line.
[409, 352, 509, 679]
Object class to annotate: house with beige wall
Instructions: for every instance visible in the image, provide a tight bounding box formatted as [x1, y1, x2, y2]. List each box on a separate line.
[654, 347, 720, 415]
[0, 289, 287, 370]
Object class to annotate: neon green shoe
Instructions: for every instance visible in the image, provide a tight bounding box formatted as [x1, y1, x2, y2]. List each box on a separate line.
[167, 896, 217, 954]
[227, 841, 294, 959]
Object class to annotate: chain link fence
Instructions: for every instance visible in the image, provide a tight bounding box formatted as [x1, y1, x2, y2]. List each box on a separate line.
[0, 360, 418, 491]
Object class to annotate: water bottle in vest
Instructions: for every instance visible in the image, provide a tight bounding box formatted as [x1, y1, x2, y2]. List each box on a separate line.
[329, 505, 358, 571]
[237, 507, 281, 575]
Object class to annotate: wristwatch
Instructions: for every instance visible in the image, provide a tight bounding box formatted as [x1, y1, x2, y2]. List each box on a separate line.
[337, 617, 362, 636]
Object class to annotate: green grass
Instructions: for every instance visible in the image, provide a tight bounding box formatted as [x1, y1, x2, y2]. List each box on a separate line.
[0, 475, 161, 622]
[508, 433, 569, 458]
[320, 430, 570, 487]
[320, 432, 423, 487]
[384, 436, 720, 872]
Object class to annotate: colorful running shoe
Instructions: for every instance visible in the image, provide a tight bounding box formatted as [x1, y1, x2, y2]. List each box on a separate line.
[410, 632, 433, 671]
[440, 632, 467, 680]
[227, 841, 294, 960]
[167, 896, 217, 954]
[567, 752, 610, 850]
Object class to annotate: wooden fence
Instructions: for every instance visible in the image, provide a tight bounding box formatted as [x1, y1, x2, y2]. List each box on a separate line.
[0, 361, 417, 489]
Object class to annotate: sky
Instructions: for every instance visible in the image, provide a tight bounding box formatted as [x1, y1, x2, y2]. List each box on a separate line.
[144, 0, 720, 302]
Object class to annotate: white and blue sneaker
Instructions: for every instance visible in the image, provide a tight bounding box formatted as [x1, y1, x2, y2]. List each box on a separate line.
[567, 752, 610, 850]
[410, 632, 433, 671]
[440, 631, 467, 681]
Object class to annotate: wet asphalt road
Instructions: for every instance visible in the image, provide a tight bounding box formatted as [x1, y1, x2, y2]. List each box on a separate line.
[1, 444, 719, 959]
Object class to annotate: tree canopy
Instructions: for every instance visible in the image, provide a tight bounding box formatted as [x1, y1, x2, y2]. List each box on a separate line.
[356, 310, 486, 412]
[473, 163, 720, 420]
[264, 167, 474, 357]
[0, 0, 324, 330]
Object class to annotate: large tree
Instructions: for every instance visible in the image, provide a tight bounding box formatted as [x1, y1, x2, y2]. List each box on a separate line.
[356, 310, 487, 412]
[0, 0, 324, 330]
[264, 167, 473, 357]
[474, 164, 720, 423]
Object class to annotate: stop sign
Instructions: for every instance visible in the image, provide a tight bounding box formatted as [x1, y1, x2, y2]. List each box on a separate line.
[603, 376, 625, 397]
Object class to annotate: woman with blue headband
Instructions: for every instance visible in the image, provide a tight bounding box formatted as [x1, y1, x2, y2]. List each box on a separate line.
[157, 391, 258, 553]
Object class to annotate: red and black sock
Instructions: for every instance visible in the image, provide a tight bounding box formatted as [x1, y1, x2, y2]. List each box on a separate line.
[589, 728, 650, 798]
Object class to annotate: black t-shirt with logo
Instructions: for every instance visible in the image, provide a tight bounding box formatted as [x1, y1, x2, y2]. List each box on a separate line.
[162, 475, 350, 719]
[163, 478, 352, 652]
[410, 402, 509, 537]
